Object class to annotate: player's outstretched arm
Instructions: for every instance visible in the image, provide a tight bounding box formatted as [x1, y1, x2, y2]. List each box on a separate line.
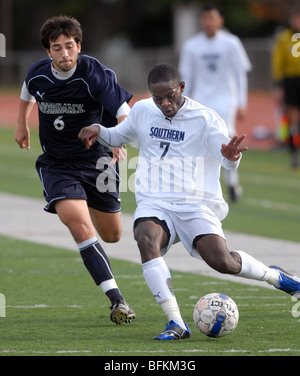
[221, 134, 248, 162]
[14, 99, 35, 150]
[78, 124, 101, 150]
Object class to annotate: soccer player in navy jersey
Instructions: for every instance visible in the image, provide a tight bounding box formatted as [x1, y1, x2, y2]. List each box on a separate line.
[14, 15, 135, 324]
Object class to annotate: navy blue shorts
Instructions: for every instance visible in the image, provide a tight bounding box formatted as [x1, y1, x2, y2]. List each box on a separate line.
[36, 153, 121, 214]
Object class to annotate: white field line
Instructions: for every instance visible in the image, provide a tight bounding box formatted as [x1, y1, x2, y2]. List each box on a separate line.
[1, 348, 300, 355]
[0, 350, 92, 354]
[106, 348, 300, 354]
[6, 304, 85, 308]
[240, 172, 300, 189]
[243, 197, 300, 213]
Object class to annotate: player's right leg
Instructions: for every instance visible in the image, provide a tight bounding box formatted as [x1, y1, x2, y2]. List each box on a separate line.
[195, 235, 300, 299]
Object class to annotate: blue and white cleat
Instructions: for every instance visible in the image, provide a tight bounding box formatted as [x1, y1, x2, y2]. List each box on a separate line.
[269, 266, 300, 299]
[153, 320, 191, 340]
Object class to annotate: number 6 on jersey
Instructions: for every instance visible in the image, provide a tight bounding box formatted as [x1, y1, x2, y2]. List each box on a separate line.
[54, 116, 65, 130]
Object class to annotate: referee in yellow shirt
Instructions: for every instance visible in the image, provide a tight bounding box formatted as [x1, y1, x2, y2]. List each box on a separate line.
[272, 8, 300, 168]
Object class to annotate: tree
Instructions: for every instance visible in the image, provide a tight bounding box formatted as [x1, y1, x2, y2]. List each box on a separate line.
[11, 0, 293, 51]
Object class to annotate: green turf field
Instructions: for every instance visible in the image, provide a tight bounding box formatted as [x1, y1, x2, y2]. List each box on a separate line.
[0, 127, 300, 357]
[0, 235, 299, 357]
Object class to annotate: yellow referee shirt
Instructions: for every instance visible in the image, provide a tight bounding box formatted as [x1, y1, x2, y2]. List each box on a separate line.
[271, 29, 300, 83]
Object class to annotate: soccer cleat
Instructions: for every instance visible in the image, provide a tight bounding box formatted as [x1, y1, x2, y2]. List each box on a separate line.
[269, 266, 300, 299]
[110, 299, 136, 324]
[153, 320, 191, 340]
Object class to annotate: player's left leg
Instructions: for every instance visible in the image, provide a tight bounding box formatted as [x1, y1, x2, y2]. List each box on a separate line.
[134, 218, 191, 340]
[55, 199, 135, 324]
[89, 208, 122, 243]
[195, 234, 300, 298]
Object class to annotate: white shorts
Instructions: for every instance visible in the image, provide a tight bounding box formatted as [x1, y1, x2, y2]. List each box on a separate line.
[133, 200, 228, 260]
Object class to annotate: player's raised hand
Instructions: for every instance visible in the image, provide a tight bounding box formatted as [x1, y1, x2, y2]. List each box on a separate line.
[221, 134, 248, 161]
[78, 125, 100, 149]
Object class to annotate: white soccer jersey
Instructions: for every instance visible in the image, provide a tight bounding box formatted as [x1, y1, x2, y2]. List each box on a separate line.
[98, 96, 241, 214]
[179, 30, 251, 134]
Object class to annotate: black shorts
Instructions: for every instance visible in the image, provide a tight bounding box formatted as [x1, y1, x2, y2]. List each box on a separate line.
[36, 153, 121, 214]
[133, 216, 171, 242]
[283, 77, 300, 107]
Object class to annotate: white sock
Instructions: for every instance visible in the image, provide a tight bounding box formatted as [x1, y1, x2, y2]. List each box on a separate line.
[99, 279, 118, 293]
[77, 236, 98, 250]
[142, 257, 173, 303]
[161, 297, 186, 329]
[235, 251, 280, 286]
[142, 257, 185, 328]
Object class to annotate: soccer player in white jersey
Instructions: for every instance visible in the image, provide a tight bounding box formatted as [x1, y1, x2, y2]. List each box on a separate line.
[79, 64, 300, 340]
[14, 15, 135, 325]
[179, 3, 252, 202]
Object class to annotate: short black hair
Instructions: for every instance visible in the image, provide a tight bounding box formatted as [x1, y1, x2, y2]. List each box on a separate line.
[201, 3, 222, 14]
[148, 63, 181, 88]
[40, 15, 83, 50]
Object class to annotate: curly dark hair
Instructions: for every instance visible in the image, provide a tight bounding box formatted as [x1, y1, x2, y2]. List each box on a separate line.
[40, 15, 83, 50]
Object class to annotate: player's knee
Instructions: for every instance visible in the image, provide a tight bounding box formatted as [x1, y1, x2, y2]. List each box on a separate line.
[100, 229, 121, 243]
[135, 232, 154, 250]
[67, 222, 95, 244]
[135, 233, 160, 260]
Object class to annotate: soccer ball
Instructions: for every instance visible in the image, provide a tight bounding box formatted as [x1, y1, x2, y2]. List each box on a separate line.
[193, 292, 239, 338]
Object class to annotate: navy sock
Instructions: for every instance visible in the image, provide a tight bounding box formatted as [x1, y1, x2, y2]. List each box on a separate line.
[78, 238, 123, 304]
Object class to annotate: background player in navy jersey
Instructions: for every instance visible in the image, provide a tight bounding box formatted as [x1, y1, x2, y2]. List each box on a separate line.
[14, 15, 135, 324]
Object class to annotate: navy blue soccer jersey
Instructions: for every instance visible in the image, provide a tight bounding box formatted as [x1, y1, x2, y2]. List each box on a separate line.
[25, 54, 132, 159]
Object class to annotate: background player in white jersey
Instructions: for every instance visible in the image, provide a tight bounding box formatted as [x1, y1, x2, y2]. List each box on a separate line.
[14, 15, 135, 325]
[79, 64, 300, 340]
[179, 3, 252, 202]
